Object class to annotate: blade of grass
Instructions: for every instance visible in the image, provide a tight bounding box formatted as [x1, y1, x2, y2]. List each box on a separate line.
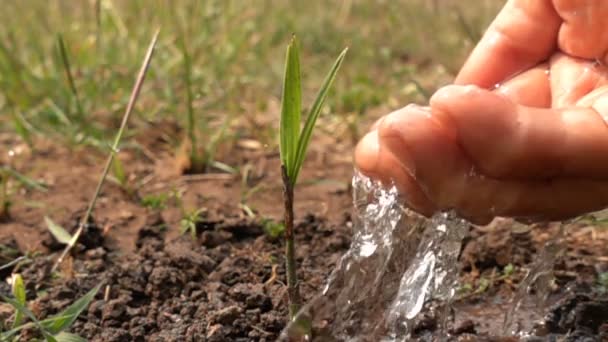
[0, 314, 73, 341]
[51, 30, 160, 272]
[57, 34, 85, 122]
[279, 36, 302, 180]
[292, 47, 347, 183]
[42, 284, 101, 334]
[3, 166, 48, 192]
[95, 0, 102, 53]
[54, 332, 87, 342]
[178, 35, 199, 168]
[11, 274, 25, 329]
[1, 295, 56, 341]
[44, 216, 73, 245]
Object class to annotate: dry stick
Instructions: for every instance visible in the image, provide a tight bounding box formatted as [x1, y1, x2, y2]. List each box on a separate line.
[281, 165, 301, 319]
[52, 30, 160, 273]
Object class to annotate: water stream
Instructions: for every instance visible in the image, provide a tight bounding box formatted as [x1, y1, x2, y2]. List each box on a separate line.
[280, 171, 567, 341]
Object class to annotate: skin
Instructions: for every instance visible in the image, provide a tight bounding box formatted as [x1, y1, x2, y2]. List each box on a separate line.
[355, 0, 608, 224]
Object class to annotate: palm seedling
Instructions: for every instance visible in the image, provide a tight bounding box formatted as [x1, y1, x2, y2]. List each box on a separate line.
[279, 36, 347, 319]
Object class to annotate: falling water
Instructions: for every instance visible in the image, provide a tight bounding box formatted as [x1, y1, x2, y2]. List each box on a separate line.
[502, 222, 567, 336]
[280, 171, 576, 341]
[281, 171, 469, 341]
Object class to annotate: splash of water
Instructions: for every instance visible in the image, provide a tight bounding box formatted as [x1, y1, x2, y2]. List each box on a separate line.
[502, 222, 567, 336]
[281, 171, 469, 341]
[281, 171, 581, 341]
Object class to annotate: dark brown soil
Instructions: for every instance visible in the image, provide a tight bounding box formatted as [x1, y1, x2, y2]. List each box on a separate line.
[8, 213, 349, 341]
[3, 126, 608, 341]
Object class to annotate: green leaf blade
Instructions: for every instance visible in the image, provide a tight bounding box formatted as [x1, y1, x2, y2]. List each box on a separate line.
[43, 284, 101, 334]
[11, 274, 26, 328]
[279, 36, 302, 181]
[45, 217, 73, 245]
[293, 47, 348, 183]
[54, 332, 87, 342]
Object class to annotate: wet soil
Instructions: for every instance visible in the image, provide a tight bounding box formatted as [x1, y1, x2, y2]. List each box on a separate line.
[3, 127, 608, 341]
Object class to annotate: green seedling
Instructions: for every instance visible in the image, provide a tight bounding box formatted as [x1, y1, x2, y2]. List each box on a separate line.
[9, 111, 34, 147]
[107, 157, 138, 199]
[176, 34, 236, 175]
[0, 166, 47, 221]
[597, 272, 608, 294]
[140, 193, 169, 210]
[262, 218, 285, 241]
[279, 36, 347, 318]
[1, 273, 101, 341]
[56, 34, 85, 124]
[179, 208, 205, 239]
[52, 30, 159, 273]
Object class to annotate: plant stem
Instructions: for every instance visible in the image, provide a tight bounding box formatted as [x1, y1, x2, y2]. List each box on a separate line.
[0, 169, 8, 219]
[181, 38, 198, 169]
[281, 165, 300, 319]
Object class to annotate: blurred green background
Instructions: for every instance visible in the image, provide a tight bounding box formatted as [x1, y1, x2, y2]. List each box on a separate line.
[0, 0, 501, 156]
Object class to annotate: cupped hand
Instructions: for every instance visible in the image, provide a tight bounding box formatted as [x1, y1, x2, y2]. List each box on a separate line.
[355, 0, 608, 223]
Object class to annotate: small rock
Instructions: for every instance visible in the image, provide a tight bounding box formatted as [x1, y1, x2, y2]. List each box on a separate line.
[85, 247, 107, 259]
[450, 319, 476, 335]
[206, 324, 227, 342]
[210, 305, 242, 325]
[102, 299, 127, 321]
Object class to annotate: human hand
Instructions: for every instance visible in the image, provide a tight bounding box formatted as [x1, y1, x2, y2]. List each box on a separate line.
[355, 0, 608, 223]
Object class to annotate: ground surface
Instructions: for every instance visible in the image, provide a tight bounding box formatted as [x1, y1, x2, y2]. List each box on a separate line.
[1, 2, 608, 341]
[2, 129, 608, 341]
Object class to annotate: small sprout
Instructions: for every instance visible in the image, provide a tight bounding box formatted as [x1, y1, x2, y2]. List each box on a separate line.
[11, 274, 26, 329]
[474, 277, 490, 294]
[179, 208, 206, 239]
[457, 282, 474, 295]
[503, 263, 515, 278]
[0, 166, 48, 221]
[108, 157, 136, 197]
[262, 219, 285, 240]
[175, 33, 235, 175]
[597, 272, 608, 294]
[140, 193, 169, 210]
[279, 35, 347, 319]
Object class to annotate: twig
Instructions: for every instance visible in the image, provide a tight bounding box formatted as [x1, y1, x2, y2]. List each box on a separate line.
[0, 256, 27, 271]
[52, 29, 160, 272]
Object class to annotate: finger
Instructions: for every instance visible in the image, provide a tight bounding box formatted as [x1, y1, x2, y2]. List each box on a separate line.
[577, 85, 608, 117]
[377, 105, 476, 217]
[494, 63, 551, 107]
[370, 116, 385, 131]
[554, 0, 608, 63]
[456, 170, 608, 223]
[455, 0, 561, 88]
[354, 129, 436, 215]
[550, 52, 608, 107]
[376, 110, 608, 222]
[430, 85, 608, 180]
